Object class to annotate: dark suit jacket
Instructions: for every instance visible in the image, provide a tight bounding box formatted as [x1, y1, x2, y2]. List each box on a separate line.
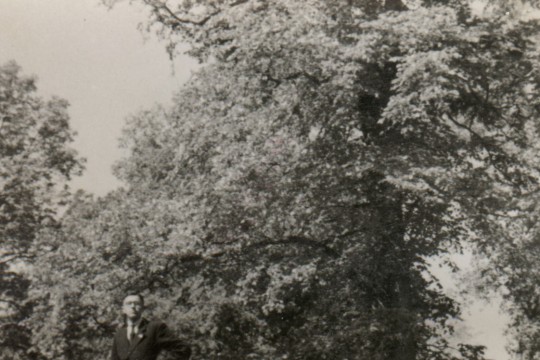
[111, 318, 191, 360]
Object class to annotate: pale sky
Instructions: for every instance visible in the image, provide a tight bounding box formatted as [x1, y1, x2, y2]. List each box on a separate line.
[0, 0, 197, 195]
[0, 1, 512, 359]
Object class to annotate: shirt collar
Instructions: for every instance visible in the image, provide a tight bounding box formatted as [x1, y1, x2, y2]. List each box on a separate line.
[126, 317, 143, 329]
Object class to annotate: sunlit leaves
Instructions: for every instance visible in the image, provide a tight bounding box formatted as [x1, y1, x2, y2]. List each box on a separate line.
[31, 1, 540, 359]
[0, 62, 83, 360]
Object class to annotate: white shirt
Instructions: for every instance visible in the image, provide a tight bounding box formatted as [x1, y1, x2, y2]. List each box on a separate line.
[127, 319, 142, 341]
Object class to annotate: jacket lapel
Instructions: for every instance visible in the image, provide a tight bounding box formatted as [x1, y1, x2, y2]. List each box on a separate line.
[116, 327, 131, 360]
[126, 318, 148, 357]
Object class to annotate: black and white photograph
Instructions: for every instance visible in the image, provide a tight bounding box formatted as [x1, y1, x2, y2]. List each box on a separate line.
[1, 1, 539, 359]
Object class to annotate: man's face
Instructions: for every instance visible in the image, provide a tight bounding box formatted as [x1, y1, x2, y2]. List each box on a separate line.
[122, 295, 144, 322]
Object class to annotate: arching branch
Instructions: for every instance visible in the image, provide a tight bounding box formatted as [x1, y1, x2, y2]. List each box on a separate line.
[148, 0, 251, 29]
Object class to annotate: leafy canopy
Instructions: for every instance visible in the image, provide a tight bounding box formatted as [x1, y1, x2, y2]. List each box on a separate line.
[0, 61, 83, 360]
[30, 1, 540, 360]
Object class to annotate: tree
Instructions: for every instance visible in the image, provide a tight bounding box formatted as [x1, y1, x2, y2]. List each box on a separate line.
[31, 0, 540, 359]
[0, 61, 83, 360]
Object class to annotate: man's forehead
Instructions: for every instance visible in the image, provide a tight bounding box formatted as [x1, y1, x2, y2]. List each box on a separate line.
[123, 295, 143, 304]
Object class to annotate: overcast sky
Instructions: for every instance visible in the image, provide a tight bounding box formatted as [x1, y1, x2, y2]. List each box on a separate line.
[0, 0, 197, 195]
[0, 1, 512, 359]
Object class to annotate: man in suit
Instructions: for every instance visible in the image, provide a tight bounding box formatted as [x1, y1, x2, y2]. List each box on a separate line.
[111, 292, 191, 360]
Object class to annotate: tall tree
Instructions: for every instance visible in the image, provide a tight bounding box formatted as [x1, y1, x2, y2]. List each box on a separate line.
[0, 62, 83, 360]
[31, 0, 540, 359]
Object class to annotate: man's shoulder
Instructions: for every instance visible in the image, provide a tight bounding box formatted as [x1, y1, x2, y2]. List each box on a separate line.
[134, 318, 166, 331]
[145, 318, 168, 329]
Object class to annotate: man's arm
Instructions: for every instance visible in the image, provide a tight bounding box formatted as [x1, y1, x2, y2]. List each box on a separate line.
[155, 322, 191, 360]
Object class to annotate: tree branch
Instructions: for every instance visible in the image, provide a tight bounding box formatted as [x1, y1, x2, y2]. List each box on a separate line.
[0, 252, 34, 265]
[151, 0, 251, 29]
[250, 235, 340, 258]
[0, 298, 23, 312]
[444, 112, 517, 186]
[157, 3, 219, 27]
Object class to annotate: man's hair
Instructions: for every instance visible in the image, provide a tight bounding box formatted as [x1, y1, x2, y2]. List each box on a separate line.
[123, 291, 145, 306]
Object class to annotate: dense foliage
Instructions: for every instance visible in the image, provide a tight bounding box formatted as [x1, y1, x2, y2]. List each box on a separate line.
[0, 62, 82, 360]
[29, 0, 540, 359]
